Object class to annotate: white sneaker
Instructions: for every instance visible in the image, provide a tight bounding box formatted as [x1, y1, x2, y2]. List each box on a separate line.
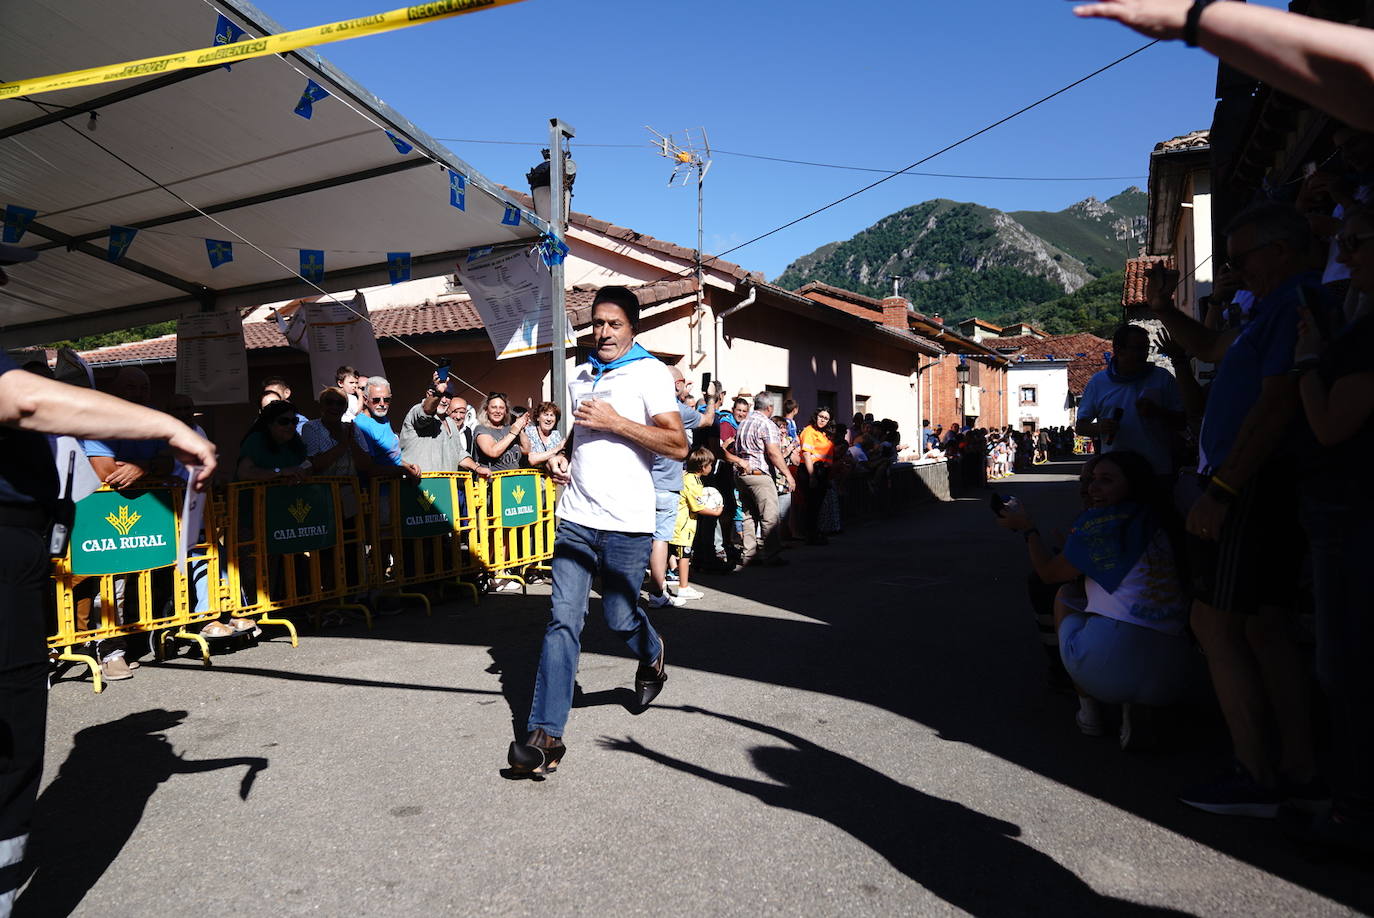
[670, 586, 704, 600]
[646, 591, 686, 608]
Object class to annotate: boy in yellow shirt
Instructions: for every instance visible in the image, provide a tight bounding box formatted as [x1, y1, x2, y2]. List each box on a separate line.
[669, 447, 722, 601]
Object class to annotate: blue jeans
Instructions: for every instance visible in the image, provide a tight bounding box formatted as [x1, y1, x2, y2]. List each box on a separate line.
[527, 520, 662, 737]
[1301, 487, 1374, 807]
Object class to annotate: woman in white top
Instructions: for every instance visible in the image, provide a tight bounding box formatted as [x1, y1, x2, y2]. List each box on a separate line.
[997, 450, 1196, 744]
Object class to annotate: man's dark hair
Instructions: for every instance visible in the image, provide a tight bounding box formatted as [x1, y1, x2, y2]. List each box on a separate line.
[335, 364, 358, 383]
[782, 398, 798, 416]
[592, 285, 641, 329]
[1112, 323, 1150, 351]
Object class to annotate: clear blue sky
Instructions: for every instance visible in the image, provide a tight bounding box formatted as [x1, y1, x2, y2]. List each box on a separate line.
[261, 0, 1280, 281]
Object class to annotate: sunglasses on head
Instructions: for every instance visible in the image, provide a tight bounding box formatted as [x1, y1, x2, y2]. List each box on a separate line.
[487, 392, 507, 402]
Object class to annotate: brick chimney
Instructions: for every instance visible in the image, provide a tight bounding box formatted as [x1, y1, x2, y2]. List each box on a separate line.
[879, 296, 910, 329]
[931, 313, 944, 325]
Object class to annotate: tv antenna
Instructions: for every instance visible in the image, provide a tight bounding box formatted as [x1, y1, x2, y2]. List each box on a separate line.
[647, 126, 713, 365]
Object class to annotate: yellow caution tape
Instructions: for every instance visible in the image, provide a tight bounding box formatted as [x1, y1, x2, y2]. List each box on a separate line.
[0, 0, 529, 100]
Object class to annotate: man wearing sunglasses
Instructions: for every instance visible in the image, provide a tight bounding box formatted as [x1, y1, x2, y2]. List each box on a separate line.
[351, 376, 419, 480]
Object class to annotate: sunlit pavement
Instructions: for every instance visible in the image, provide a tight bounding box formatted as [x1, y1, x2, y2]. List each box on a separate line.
[25, 460, 1370, 916]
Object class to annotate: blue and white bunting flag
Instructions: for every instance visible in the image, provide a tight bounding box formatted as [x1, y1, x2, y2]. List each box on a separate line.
[387, 252, 411, 285]
[501, 205, 522, 227]
[213, 14, 247, 70]
[385, 130, 413, 155]
[206, 239, 234, 268]
[465, 246, 493, 263]
[536, 233, 569, 267]
[2, 205, 36, 244]
[449, 171, 466, 210]
[299, 249, 325, 283]
[293, 79, 331, 119]
[107, 226, 137, 262]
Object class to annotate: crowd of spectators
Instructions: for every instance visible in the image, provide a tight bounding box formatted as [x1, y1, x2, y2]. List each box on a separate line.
[995, 191, 1374, 857]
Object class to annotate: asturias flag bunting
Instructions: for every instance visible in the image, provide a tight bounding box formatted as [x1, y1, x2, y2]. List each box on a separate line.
[107, 226, 137, 262]
[213, 14, 248, 70]
[293, 79, 331, 119]
[2, 205, 36, 244]
[206, 239, 234, 268]
[387, 252, 412, 285]
[449, 171, 466, 210]
[385, 130, 413, 155]
[299, 249, 325, 283]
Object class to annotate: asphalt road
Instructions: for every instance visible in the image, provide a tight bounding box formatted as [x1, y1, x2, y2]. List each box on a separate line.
[19, 460, 1371, 916]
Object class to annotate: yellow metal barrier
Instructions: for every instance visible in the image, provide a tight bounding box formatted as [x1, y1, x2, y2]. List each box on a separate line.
[48, 469, 549, 693]
[367, 471, 484, 607]
[467, 469, 557, 589]
[49, 482, 206, 692]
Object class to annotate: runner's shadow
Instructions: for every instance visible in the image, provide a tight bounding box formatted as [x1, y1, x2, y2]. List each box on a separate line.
[17, 709, 267, 918]
[599, 707, 1191, 917]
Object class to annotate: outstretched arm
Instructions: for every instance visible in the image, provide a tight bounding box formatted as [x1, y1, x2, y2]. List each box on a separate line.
[0, 369, 217, 490]
[1074, 0, 1374, 132]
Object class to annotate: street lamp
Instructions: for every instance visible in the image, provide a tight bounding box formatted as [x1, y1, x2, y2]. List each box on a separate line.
[956, 356, 970, 386]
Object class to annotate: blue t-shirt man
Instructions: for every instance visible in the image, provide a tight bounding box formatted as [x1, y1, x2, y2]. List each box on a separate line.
[650, 403, 701, 492]
[1198, 271, 1320, 472]
[352, 412, 402, 467]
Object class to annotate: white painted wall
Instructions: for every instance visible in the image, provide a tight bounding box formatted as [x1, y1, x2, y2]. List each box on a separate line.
[1007, 362, 1072, 428]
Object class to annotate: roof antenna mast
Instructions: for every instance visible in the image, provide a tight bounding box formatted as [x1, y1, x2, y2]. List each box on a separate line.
[647, 126, 712, 366]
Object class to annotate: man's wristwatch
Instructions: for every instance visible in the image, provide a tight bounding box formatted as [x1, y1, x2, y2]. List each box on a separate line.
[1184, 0, 1219, 47]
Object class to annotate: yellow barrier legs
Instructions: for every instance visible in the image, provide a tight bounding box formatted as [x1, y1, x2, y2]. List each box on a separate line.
[255, 614, 299, 647]
[55, 650, 103, 694]
[168, 629, 213, 665]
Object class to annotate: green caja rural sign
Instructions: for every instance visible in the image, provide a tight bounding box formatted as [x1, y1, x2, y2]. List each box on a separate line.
[265, 483, 337, 554]
[401, 479, 456, 538]
[71, 489, 177, 576]
[498, 473, 539, 528]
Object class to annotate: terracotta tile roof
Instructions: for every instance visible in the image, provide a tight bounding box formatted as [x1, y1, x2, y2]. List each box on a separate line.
[1002, 332, 1112, 395]
[793, 281, 885, 308]
[1154, 130, 1210, 153]
[79, 279, 699, 366]
[1122, 255, 1174, 309]
[987, 335, 1041, 351]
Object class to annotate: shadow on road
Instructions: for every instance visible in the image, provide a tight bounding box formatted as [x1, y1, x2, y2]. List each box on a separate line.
[18, 709, 267, 918]
[599, 706, 1191, 917]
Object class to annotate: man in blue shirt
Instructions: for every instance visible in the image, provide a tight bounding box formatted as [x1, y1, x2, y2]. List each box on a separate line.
[1146, 201, 1324, 819]
[351, 376, 419, 480]
[1076, 324, 1185, 476]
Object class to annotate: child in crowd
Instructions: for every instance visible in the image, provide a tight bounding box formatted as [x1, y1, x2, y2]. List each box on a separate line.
[670, 447, 722, 601]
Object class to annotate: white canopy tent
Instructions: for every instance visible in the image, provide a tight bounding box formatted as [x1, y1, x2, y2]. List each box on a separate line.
[0, 0, 547, 347]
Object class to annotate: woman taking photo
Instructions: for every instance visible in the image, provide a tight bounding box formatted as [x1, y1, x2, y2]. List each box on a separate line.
[996, 450, 1195, 747]
[475, 391, 528, 472]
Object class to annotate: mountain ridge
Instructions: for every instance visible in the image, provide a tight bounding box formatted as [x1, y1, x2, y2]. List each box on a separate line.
[774, 188, 1146, 325]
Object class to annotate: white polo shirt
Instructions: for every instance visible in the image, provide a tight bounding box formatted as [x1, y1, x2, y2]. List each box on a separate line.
[558, 355, 678, 533]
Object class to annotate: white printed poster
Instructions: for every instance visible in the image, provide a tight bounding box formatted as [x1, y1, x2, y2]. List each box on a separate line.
[460, 246, 574, 360]
[276, 292, 386, 399]
[176, 311, 249, 405]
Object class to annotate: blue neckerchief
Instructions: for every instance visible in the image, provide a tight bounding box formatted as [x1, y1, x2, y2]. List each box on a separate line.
[1105, 357, 1150, 385]
[1063, 502, 1156, 594]
[588, 341, 656, 378]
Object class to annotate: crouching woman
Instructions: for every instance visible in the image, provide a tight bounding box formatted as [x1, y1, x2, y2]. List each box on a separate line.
[997, 451, 1195, 742]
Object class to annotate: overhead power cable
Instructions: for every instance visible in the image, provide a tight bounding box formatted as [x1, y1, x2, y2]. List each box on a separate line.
[433, 137, 1146, 183]
[708, 40, 1159, 264]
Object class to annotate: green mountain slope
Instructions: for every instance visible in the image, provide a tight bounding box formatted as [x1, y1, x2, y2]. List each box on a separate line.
[774, 188, 1144, 326]
[995, 270, 1126, 339]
